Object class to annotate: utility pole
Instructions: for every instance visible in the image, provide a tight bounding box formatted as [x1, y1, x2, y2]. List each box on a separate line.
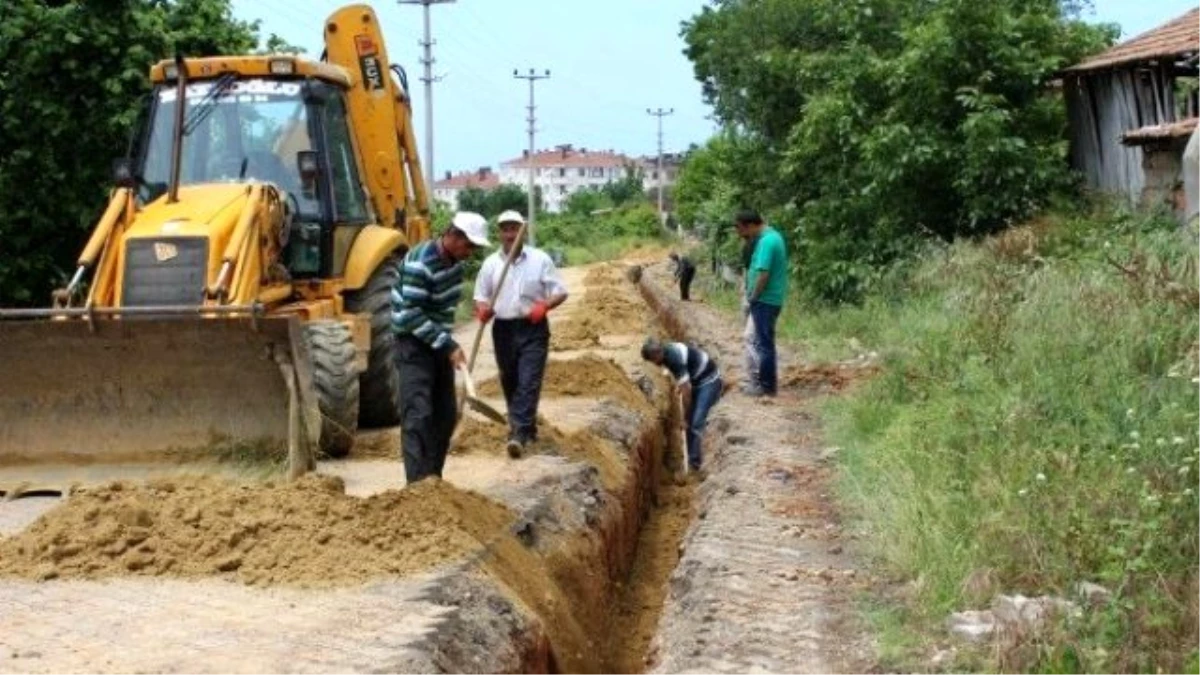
[514, 68, 550, 246]
[646, 107, 675, 234]
[400, 0, 455, 191]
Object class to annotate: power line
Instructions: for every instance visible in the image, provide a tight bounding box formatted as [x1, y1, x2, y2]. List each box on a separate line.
[646, 107, 675, 232]
[514, 67, 551, 246]
[398, 0, 456, 191]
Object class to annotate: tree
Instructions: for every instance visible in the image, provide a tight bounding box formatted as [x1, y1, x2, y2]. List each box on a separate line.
[679, 0, 1115, 302]
[563, 188, 612, 216]
[455, 183, 535, 219]
[0, 0, 259, 306]
[599, 164, 647, 206]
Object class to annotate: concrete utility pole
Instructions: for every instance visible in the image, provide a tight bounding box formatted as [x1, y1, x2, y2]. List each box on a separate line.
[646, 107, 675, 234]
[514, 68, 550, 246]
[399, 0, 455, 191]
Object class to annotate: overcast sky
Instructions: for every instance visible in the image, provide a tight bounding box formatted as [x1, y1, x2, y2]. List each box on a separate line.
[231, 0, 1198, 178]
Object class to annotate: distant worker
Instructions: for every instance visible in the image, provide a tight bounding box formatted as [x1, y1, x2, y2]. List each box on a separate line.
[474, 210, 569, 458]
[736, 209, 788, 397]
[733, 217, 762, 394]
[669, 252, 697, 301]
[393, 212, 491, 483]
[641, 337, 723, 472]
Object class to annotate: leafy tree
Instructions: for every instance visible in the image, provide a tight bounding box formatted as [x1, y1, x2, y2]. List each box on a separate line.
[600, 165, 646, 206]
[455, 183, 538, 220]
[678, 0, 1115, 302]
[259, 33, 306, 55]
[0, 0, 259, 305]
[563, 188, 612, 216]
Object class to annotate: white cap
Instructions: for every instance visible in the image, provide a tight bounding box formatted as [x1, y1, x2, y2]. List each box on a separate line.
[451, 211, 490, 247]
[496, 209, 525, 226]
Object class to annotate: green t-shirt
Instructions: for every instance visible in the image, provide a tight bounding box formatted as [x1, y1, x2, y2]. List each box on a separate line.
[746, 226, 788, 306]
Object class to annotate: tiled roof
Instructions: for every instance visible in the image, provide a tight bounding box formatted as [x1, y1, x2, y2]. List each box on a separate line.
[501, 148, 631, 169]
[1065, 8, 1198, 72]
[1121, 117, 1199, 144]
[433, 170, 499, 190]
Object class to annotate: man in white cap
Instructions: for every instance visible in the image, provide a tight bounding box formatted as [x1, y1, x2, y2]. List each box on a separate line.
[473, 209, 568, 457]
[392, 211, 490, 483]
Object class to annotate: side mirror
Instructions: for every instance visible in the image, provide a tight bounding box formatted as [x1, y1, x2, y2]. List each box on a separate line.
[296, 150, 319, 198]
[112, 158, 136, 189]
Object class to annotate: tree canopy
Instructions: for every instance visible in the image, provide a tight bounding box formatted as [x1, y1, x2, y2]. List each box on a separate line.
[677, 0, 1116, 302]
[0, 0, 260, 305]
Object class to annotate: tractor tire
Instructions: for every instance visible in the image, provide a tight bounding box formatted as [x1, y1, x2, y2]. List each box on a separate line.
[305, 321, 359, 459]
[345, 252, 404, 429]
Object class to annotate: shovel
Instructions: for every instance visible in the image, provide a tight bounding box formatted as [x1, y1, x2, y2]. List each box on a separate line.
[458, 363, 507, 425]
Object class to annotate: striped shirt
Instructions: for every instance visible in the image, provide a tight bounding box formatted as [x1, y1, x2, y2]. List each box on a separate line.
[391, 239, 464, 353]
[663, 342, 720, 388]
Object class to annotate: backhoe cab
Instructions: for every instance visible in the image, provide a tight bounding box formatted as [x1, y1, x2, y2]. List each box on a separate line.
[0, 5, 430, 488]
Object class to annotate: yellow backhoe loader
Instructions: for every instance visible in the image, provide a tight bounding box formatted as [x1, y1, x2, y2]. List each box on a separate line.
[0, 5, 430, 488]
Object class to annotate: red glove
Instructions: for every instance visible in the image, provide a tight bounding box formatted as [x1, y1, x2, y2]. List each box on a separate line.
[528, 301, 548, 324]
[475, 306, 494, 323]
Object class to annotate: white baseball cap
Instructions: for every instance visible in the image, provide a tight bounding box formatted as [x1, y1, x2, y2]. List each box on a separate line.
[451, 211, 490, 247]
[496, 210, 525, 226]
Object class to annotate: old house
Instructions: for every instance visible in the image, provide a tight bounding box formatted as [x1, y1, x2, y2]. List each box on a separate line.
[1061, 8, 1199, 220]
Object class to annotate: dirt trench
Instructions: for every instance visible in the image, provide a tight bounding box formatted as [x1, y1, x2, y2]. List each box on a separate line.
[0, 261, 699, 674]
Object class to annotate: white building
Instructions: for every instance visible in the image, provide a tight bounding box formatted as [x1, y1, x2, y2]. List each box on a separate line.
[499, 145, 634, 213]
[636, 152, 683, 195]
[431, 167, 500, 209]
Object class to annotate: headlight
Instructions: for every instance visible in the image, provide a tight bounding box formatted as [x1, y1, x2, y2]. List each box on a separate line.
[163, 64, 179, 80]
[269, 59, 295, 75]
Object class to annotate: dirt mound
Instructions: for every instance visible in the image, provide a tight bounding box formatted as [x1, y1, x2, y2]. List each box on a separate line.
[583, 264, 629, 287]
[451, 416, 625, 489]
[552, 287, 648, 350]
[0, 475, 512, 588]
[551, 315, 605, 351]
[780, 364, 880, 393]
[478, 355, 652, 418]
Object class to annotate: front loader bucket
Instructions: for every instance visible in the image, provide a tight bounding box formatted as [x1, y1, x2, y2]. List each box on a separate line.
[0, 315, 320, 493]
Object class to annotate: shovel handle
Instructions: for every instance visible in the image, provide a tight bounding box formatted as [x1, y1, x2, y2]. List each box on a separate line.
[467, 220, 529, 373]
[459, 362, 479, 399]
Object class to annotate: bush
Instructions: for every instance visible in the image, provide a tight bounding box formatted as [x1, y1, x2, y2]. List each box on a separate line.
[821, 202, 1198, 672]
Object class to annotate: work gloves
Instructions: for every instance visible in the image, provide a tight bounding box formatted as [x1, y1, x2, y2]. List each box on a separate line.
[528, 301, 549, 324]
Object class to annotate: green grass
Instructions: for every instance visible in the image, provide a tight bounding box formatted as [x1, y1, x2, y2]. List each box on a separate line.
[708, 203, 1199, 672]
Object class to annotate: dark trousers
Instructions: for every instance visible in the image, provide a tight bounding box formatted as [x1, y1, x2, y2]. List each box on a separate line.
[686, 378, 723, 470]
[395, 335, 457, 483]
[750, 301, 781, 394]
[492, 318, 549, 442]
[679, 267, 695, 301]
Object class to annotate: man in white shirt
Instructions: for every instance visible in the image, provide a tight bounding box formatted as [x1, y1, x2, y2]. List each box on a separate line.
[473, 210, 569, 457]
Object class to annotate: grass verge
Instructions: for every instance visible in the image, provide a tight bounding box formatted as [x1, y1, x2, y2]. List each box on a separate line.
[707, 202, 1198, 672]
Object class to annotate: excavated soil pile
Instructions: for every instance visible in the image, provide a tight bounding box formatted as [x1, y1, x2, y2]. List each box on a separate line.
[0, 474, 512, 588]
[450, 415, 624, 489]
[582, 263, 628, 287]
[479, 354, 653, 418]
[552, 286, 649, 351]
[780, 363, 880, 393]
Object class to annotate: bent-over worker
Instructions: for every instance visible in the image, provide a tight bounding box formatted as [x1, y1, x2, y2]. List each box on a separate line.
[640, 337, 723, 472]
[473, 210, 569, 458]
[392, 211, 490, 483]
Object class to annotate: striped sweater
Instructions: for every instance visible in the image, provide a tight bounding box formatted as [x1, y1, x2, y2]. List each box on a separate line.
[663, 342, 720, 388]
[391, 239, 464, 353]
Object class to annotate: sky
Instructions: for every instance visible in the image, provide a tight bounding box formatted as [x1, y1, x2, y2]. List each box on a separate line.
[231, 0, 1199, 180]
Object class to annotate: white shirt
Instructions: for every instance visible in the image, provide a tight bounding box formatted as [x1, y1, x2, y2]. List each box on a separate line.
[473, 246, 568, 320]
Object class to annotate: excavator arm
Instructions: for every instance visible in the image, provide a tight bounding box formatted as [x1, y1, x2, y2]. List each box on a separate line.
[323, 5, 430, 244]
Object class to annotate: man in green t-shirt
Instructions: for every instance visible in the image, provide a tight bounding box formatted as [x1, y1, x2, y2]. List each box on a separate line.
[737, 209, 787, 396]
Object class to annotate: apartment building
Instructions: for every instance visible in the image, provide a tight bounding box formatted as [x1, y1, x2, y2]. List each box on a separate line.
[431, 167, 500, 209]
[499, 145, 633, 213]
